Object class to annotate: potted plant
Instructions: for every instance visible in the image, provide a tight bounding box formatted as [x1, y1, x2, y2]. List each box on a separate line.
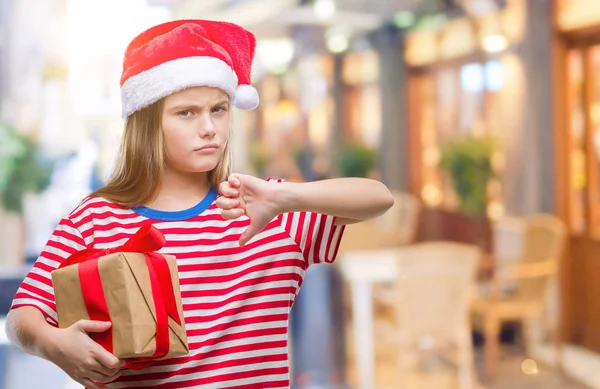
[336, 142, 376, 178]
[0, 122, 54, 268]
[439, 134, 497, 216]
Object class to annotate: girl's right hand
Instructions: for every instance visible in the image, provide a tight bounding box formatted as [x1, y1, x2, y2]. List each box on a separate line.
[45, 320, 125, 389]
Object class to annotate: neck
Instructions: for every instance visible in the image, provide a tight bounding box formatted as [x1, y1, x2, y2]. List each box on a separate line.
[145, 168, 212, 211]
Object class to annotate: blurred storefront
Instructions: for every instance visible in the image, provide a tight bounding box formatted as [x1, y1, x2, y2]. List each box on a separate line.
[251, 43, 386, 182]
[402, 0, 557, 248]
[554, 0, 600, 361]
[401, 0, 600, 385]
[252, 54, 334, 181]
[398, 0, 600, 382]
[216, 0, 558, 261]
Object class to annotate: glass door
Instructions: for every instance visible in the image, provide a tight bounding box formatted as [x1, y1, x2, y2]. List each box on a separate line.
[587, 45, 600, 237]
[566, 43, 600, 238]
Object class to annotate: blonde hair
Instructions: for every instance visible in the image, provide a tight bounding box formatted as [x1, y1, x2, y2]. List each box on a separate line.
[91, 99, 231, 208]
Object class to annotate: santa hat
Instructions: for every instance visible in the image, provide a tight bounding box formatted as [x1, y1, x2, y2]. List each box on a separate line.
[120, 19, 259, 118]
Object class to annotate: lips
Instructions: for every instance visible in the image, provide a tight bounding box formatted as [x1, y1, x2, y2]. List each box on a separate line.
[195, 144, 219, 151]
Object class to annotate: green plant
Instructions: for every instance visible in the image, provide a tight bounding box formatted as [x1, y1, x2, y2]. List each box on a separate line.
[0, 122, 54, 213]
[439, 135, 497, 216]
[337, 143, 376, 178]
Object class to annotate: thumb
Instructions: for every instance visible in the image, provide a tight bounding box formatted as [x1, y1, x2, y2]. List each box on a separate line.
[76, 320, 112, 333]
[239, 224, 261, 247]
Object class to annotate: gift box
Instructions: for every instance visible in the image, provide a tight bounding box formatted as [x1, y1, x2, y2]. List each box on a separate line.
[51, 225, 188, 367]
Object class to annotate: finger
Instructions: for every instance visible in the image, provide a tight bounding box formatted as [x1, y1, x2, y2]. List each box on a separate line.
[215, 196, 240, 210]
[219, 181, 236, 196]
[90, 361, 122, 377]
[92, 347, 123, 371]
[80, 378, 106, 389]
[76, 320, 112, 334]
[221, 208, 245, 220]
[228, 174, 241, 188]
[90, 369, 122, 384]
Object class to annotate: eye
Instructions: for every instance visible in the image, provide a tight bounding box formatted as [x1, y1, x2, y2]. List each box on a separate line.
[212, 105, 228, 114]
[176, 110, 193, 117]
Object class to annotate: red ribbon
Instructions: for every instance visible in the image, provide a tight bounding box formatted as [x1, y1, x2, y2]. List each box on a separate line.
[59, 224, 181, 370]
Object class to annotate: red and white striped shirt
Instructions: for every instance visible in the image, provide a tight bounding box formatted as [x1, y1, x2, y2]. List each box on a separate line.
[10, 179, 345, 388]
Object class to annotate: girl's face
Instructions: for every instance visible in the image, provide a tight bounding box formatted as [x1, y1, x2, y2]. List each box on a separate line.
[161, 86, 230, 175]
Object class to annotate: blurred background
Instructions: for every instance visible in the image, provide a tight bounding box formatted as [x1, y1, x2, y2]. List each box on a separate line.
[0, 0, 598, 388]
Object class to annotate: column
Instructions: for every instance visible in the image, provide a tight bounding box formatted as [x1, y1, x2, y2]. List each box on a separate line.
[516, 0, 555, 214]
[373, 25, 409, 191]
[330, 53, 345, 178]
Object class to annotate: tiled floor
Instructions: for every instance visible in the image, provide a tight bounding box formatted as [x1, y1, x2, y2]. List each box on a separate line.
[343, 329, 590, 389]
[478, 349, 588, 389]
[345, 348, 592, 389]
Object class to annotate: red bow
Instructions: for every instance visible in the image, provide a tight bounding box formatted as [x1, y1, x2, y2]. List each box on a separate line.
[60, 224, 181, 370]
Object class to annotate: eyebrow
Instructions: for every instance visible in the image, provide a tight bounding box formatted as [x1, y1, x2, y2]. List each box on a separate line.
[168, 100, 230, 111]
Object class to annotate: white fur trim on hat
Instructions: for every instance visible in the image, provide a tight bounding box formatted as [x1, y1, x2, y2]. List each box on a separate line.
[120, 56, 237, 118]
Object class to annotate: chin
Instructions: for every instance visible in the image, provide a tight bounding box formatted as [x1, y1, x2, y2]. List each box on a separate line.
[187, 155, 221, 172]
[167, 155, 220, 175]
[187, 162, 219, 174]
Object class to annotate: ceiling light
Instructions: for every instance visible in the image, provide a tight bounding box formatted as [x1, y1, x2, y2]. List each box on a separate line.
[256, 38, 295, 74]
[325, 26, 351, 54]
[326, 35, 349, 54]
[482, 34, 508, 53]
[314, 0, 335, 20]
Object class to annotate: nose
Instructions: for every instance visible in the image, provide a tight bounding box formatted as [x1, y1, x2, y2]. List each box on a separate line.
[198, 113, 216, 138]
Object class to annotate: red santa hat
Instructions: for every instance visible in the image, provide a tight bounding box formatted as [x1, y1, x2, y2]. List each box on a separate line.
[120, 19, 259, 118]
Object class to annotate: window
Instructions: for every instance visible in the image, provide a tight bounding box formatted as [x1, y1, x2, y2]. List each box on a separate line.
[411, 59, 505, 215]
[566, 44, 600, 237]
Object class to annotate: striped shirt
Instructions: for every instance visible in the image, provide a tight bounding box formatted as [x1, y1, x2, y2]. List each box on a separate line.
[10, 179, 345, 388]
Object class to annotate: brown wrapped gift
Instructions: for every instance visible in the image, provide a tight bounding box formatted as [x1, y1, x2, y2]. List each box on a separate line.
[51, 225, 188, 365]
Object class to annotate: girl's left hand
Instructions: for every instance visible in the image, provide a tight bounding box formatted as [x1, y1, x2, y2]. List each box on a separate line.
[216, 174, 282, 246]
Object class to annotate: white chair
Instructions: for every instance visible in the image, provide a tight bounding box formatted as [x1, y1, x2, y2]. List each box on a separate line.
[338, 191, 421, 254]
[471, 214, 567, 381]
[492, 217, 525, 266]
[376, 191, 422, 247]
[382, 242, 480, 389]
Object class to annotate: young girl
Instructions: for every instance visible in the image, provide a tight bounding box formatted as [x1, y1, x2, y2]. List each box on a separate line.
[5, 20, 394, 389]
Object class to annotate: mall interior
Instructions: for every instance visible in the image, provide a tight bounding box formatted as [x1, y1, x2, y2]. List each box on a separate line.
[2, 0, 600, 388]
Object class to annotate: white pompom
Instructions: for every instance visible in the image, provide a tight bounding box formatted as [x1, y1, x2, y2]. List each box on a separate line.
[233, 84, 259, 110]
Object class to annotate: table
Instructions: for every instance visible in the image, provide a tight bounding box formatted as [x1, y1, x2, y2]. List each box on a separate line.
[338, 249, 399, 389]
[338, 245, 495, 389]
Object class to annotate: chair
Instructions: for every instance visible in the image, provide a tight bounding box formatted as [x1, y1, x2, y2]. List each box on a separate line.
[381, 242, 481, 389]
[336, 192, 421, 387]
[338, 191, 421, 254]
[375, 191, 422, 247]
[491, 217, 525, 266]
[470, 214, 567, 381]
[338, 191, 422, 335]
